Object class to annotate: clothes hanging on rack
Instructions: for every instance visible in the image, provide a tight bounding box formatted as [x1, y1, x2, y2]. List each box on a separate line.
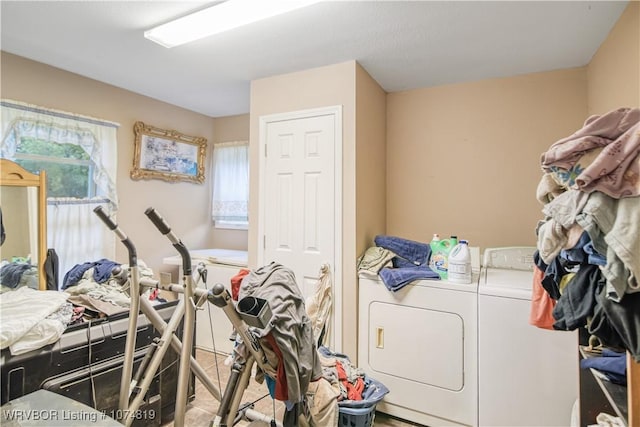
[238, 262, 322, 403]
[534, 107, 640, 362]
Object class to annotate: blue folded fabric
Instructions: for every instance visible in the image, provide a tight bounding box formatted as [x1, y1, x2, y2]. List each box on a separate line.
[374, 235, 430, 268]
[378, 265, 440, 292]
[583, 242, 607, 266]
[62, 258, 121, 289]
[63, 262, 95, 289]
[560, 232, 606, 267]
[0, 262, 34, 288]
[580, 348, 627, 385]
[93, 258, 121, 282]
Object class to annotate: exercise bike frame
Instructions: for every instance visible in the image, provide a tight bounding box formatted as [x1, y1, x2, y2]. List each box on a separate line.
[93, 206, 280, 427]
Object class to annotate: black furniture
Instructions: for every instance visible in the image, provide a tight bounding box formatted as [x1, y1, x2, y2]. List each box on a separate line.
[0, 300, 194, 426]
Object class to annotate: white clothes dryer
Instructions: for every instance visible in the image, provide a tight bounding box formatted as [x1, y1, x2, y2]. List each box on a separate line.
[358, 272, 478, 427]
[478, 247, 578, 426]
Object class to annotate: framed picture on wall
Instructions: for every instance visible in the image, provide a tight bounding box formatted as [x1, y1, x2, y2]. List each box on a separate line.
[131, 121, 207, 184]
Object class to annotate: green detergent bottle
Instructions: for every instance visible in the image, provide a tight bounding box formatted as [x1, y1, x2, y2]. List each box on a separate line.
[429, 234, 457, 280]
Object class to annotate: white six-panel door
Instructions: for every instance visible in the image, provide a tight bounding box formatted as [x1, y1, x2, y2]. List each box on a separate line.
[258, 106, 342, 350]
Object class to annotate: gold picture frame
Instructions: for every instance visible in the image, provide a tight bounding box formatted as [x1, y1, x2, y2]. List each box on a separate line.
[131, 121, 207, 184]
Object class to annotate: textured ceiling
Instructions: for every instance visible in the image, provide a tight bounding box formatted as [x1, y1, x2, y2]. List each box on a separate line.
[0, 1, 628, 117]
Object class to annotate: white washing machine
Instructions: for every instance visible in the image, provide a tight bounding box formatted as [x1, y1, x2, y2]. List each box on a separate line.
[478, 247, 578, 427]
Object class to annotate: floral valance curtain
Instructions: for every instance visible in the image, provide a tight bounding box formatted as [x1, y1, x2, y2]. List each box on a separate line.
[0, 99, 119, 211]
[0, 99, 120, 288]
[211, 141, 249, 223]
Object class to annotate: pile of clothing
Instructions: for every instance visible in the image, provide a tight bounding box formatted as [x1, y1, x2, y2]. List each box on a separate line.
[533, 107, 640, 362]
[318, 346, 388, 407]
[0, 287, 71, 355]
[0, 260, 39, 291]
[0, 258, 165, 356]
[319, 346, 366, 401]
[235, 262, 331, 426]
[63, 259, 162, 320]
[234, 262, 389, 426]
[358, 235, 439, 291]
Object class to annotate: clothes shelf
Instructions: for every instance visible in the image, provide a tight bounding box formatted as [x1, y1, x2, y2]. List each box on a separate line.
[579, 345, 639, 426]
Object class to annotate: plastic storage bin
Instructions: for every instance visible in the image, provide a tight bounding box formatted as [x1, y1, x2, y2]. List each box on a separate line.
[338, 404, 377, 427]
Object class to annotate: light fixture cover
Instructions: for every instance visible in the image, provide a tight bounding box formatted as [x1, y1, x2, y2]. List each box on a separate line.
[145, 0, 323, 48]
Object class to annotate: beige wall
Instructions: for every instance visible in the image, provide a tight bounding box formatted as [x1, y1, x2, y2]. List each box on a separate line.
[249, 60, 357, 266]
[355, 64, 387, 256]
[382, 0, 638, 253]
[386, 68, 588, 251]
[0, 52, 219, 279]
[354, 65, 387, 361]
[587, 1, 640, 114]
[211, 114, 250, 251]
[250, 61, 361, 356]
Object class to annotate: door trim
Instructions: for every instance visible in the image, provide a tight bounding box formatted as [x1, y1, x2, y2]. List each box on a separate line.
[258, 105, 343, 351]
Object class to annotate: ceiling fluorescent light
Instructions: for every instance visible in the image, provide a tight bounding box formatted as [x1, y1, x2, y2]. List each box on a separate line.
[145, 0, 323, 48]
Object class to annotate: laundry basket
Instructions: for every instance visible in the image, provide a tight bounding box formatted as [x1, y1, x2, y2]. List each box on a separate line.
[338, 404, 377, 427]
[337, 376, 389, 427]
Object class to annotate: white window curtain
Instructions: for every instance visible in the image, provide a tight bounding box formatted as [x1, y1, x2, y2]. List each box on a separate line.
[1, 99, 119, 288]
[47, 199, 114, 288]
[211, 141, 249, 227]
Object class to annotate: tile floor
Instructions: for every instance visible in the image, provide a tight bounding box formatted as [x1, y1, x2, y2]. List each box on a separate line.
[160, 349, 420, 427]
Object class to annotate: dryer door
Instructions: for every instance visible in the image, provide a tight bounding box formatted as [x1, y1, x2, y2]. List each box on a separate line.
[358, 276, 478, 427]
[368, 301, 464, 391]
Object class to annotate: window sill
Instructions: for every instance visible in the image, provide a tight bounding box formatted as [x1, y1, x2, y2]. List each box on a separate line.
[214, 221, 248, 230]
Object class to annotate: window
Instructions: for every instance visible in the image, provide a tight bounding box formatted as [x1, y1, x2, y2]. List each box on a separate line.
[211, 141, 249, 229]
[1, 99, 119, 288]
[15, 137, 97, 198]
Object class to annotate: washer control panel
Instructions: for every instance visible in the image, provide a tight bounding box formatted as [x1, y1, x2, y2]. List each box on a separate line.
[482, 247, 536, 271]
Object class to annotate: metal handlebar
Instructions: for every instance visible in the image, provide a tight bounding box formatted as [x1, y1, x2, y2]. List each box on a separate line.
[144, 207, 192, 276]
[92, 205, 140, 418]
[93, 206, 137, 268]
[144, 207, 171, 235]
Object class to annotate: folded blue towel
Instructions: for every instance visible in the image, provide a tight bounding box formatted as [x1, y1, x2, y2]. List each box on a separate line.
[379, 265, 440, 292]
[374, 235, 430, 268]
